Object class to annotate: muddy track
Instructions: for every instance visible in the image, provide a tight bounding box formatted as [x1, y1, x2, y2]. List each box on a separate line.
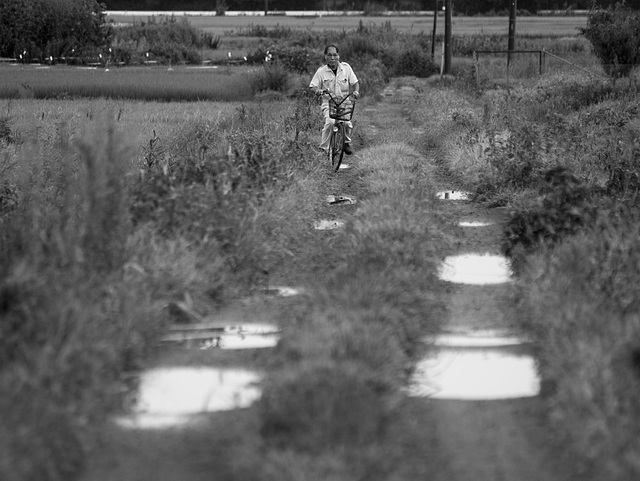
[82, 81, 594, 481]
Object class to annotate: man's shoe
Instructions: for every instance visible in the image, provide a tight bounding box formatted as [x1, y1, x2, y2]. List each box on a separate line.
[343, 143, 353, 155]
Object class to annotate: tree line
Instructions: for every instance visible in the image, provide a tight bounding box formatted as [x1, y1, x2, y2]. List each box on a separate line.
[0, 0, 110, 60]
[101, 0, 640, 14]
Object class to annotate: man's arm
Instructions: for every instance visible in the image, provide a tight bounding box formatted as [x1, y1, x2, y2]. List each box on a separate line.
[309, 69, 324, 95]
[351, 81, 360, 99]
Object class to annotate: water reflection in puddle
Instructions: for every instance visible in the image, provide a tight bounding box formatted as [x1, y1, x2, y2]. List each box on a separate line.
[314, 219, 345, 230]
[326, 195, 356, 205]
[408, 331, 539, 400]
[439, 253, 512, 285]
[201, 334, 279, 350]
[115, 367, 261, 429]
[163, 323, 280, 350]
[262, 286, 302, 297]
[408, 349, 539, 400]
[459, 221, 493, 227]
[437, 190, 470, 200]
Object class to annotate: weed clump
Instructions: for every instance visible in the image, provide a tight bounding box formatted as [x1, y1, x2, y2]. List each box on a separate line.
[394, 49, 439, 77]
[503, 166, 598, 269]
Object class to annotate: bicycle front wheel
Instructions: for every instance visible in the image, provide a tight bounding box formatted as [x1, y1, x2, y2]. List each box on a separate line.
[334, 124, 346, 172]
[328, 125, 341, 168]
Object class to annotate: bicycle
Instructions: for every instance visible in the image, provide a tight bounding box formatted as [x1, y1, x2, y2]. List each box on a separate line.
[324, 91, 357, 172]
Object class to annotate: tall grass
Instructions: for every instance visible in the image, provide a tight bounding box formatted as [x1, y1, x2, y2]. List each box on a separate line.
[0, 87, 326, 478]
[0, 116, 163, 481]
[516, 212, 640, 480]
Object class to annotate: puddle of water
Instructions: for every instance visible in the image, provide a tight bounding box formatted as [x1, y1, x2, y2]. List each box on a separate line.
[314, 219, 345, 230]
[201, 334, 280, 350]
[163, 323, 280, 349]
[114, 367, 261, 429]
[326, 195, 356, 205]
[166, 322, 279, 335]
[407, 348, 540, 400]
[437, 190, 470, 200]
[262, 286, 302, 297]
[459, 221, 493, 227]
[169, 322, 280, 334]
[224, 324, 279, 335]
[439, 253, 512, 285]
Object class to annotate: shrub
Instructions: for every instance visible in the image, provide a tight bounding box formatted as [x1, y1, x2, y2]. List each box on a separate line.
[503, 166, 598, 270]
[356, 58, 388, 95]
[580, 2, 640, 80]
[394, 48, 438, 77]
[250, 63, 293, 93]
[248, 44, 322, 74]
[112, 15, 203, 65]
[340, 33, 381, 60]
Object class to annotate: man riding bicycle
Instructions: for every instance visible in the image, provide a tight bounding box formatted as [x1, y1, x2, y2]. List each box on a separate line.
[309, 44, 360, 155]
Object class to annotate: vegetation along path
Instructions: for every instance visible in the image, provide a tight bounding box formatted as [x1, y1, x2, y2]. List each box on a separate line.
[79, 80, 600, 481]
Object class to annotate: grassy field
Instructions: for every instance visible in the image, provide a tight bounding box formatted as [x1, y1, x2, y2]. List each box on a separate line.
[0, 64, 262, 101]
[107, 13, 588, 37]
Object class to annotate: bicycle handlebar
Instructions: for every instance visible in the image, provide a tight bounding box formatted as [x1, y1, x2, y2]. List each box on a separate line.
[322, 90, 358, 105]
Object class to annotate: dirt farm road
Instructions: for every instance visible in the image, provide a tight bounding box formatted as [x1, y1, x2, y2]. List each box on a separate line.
[81, 79, 600, 481]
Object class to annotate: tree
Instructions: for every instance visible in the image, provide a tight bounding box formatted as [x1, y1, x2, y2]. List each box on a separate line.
[0, 0, 112, 60]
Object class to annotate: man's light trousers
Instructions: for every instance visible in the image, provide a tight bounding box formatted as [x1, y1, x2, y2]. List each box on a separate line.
[320, 106, 352, 151]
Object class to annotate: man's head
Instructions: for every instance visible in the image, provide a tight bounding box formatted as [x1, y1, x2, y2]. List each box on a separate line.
[324, 45, 339, 69]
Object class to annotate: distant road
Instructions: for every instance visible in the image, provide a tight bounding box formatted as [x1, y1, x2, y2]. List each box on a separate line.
[106, 11, 587, 36]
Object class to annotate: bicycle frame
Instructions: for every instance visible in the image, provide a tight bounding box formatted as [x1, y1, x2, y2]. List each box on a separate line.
[325, 91, 356, 171]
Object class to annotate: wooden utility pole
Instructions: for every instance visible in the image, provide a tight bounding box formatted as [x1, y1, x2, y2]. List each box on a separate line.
[444, 0, 452, 74]
[431, 0, 438, 59]
[265, 0, 268, 15]
[508, 0, 517, 67]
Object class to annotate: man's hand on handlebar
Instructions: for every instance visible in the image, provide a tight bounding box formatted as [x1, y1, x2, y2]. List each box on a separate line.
[315, 89, 359, 100]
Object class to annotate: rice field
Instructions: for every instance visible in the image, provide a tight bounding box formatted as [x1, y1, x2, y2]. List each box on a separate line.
[107, 13, 588, 37]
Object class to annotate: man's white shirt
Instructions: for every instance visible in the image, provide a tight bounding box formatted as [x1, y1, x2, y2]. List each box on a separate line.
[310, 62, 358, 108]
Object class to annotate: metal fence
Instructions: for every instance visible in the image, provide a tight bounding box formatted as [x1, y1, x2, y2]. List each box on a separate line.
[472, 49, 606, 87]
